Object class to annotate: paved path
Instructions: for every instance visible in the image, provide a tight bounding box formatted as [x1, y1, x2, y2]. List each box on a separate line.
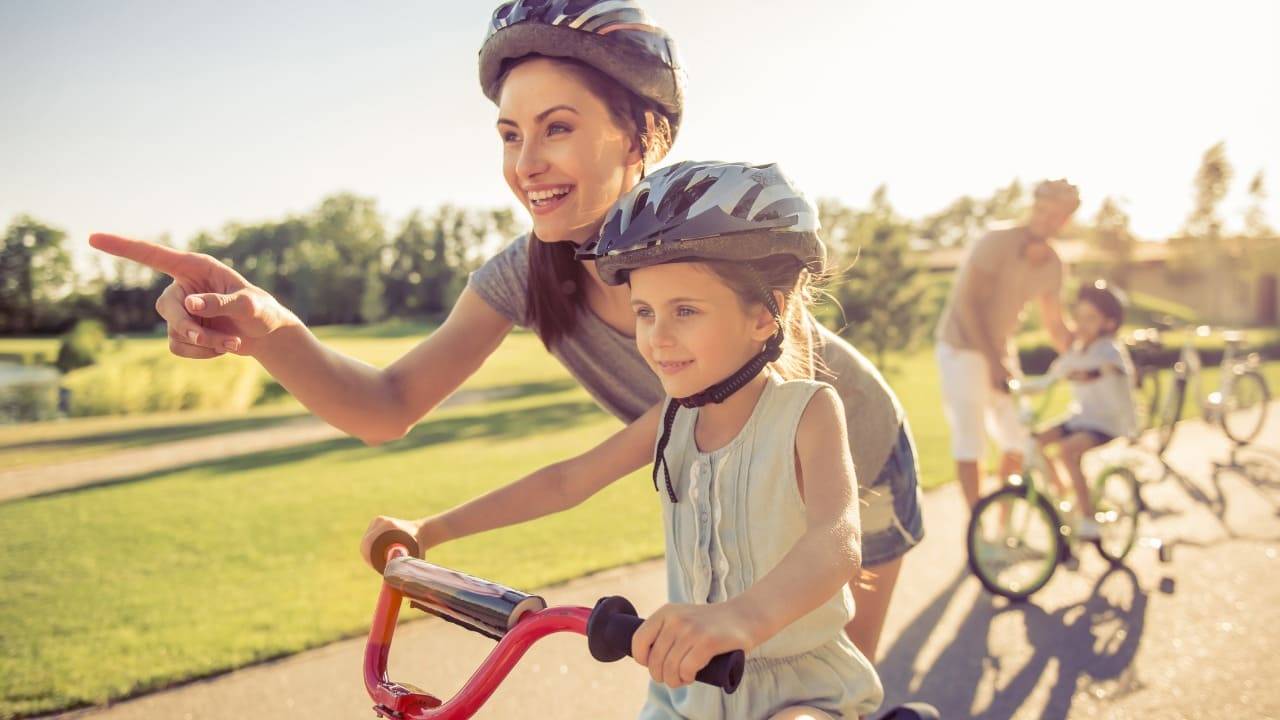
[46, 405, 1280, 719]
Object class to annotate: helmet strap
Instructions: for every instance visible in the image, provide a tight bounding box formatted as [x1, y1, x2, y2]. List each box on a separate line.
[652, 277, 784, 502]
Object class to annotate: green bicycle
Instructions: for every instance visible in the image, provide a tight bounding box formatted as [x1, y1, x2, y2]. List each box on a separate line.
[966, 379, 1142, 601]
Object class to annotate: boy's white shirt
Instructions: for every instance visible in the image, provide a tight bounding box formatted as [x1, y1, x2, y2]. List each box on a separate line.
[1043, 335, 1138, 439]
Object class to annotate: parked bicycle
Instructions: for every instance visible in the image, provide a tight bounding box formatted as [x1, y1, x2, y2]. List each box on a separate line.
[1125, 327, 1166, 435]
[363, 530, 939, 720]
[966, 379, 1142, 602]
[1148, 325, 1270, 456]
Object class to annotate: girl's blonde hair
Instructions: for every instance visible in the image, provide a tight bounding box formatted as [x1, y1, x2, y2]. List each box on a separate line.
[699, 254, 827, 381]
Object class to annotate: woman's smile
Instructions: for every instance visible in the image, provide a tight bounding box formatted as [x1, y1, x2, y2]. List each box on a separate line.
[525, 184, 575, 215]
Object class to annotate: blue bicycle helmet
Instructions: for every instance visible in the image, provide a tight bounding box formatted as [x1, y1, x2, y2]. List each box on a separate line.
[578, 160, 824, 286]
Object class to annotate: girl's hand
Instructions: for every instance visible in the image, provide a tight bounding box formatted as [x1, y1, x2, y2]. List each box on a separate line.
[631, 602, 755, 689]
[88, 233, 298, 358]
[359, 515, 427, 572]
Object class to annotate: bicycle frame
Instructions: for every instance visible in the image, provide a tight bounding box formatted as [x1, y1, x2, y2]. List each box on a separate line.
[1003, 380, 1074, 543]
[1166, 325, 1259, 423]
[361, 540, 746, 720]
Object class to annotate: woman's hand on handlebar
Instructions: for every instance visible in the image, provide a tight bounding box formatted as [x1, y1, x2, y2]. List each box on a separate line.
[631, 602, 755, 689]
[360, 515, 428, 571]
[88, 233, 299, 358]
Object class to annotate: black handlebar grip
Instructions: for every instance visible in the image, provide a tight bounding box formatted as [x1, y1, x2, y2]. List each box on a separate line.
[370, 528, 420, 575]
[586, 596, 745, 694]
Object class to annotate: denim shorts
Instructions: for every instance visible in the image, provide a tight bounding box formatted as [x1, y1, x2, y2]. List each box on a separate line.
[859, 421, 926, 567]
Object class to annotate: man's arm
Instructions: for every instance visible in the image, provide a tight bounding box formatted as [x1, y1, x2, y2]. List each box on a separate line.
[1038, 291, 1074, 353]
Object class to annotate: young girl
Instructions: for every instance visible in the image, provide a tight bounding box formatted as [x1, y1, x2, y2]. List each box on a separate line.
[361, 161, 884, 719]
[1035, 280, 1136, 539]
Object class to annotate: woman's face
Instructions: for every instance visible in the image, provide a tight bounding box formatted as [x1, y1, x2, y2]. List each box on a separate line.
[497, 58, 643, 246]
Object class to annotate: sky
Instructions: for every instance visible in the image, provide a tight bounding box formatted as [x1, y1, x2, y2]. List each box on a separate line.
[2, 0, 1277, 271]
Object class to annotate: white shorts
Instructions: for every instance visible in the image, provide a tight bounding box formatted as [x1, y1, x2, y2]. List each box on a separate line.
[935, 342, 1028, 462]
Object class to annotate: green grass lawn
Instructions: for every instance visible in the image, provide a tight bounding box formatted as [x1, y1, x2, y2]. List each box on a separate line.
[2, 321, 1277, 717]
[0, 387, 658, 719]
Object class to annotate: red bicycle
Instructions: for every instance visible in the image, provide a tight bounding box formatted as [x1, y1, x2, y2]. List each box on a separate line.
[363, 530, 938, 720]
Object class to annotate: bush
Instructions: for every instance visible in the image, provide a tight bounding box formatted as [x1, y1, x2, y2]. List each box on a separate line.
[62, 352, 265, 417]
[55, 320, 109, 372]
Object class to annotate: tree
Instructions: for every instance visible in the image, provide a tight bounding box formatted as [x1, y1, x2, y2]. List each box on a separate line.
[1244, 171, 1273, 240]
[302, 193, 388, 325]
[918, 179, 1027, 249]
[383, 206, 520, 318]
[0, 216, 73, 334]
[1174, 141, 1234, 271]
[1089, 196, 1136, 287]
[822, 188, 932, 370]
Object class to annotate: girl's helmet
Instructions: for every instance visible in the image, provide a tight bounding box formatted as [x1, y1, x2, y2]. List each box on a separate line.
[478, 0, 685, 140]
[577, 160, 825, 286]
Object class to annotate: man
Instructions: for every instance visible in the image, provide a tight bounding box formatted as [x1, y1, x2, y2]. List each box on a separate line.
[935, 179, 1079, 509]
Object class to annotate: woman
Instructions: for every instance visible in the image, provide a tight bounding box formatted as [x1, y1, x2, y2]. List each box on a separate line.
[89, 0, 922, 664]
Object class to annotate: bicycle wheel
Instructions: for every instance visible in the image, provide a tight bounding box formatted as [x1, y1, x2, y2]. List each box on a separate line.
[1220, 369, 1270, 445]
[1154, 378, 1185, 455]
[1090, 466, 1140, 564]
[967, 484, 1063, 601]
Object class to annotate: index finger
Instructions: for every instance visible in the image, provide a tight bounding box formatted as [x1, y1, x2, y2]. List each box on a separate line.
[88, 233, 199, 278]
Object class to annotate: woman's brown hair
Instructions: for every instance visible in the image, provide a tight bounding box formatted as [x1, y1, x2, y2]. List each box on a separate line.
[495, 55, 673, 349]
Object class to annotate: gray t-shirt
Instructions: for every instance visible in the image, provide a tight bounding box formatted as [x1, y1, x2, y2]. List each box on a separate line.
[467, 234, 906, 480]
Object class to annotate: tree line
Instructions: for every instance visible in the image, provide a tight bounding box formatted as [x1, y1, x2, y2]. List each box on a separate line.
[2, 143, 1274, 370]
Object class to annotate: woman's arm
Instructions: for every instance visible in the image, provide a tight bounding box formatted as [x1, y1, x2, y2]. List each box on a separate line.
[360, 403, 661, 569]
[88, 234, 514, 445]
[256, 288, 512, 444]
[722, 387, 862, 648]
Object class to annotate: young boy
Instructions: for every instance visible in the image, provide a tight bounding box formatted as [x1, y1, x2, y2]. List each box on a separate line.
[1036, 280, 1136, 540]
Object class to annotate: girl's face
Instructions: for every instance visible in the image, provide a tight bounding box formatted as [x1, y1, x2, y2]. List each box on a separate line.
[1073, 299, 1114, 343]
[496, 58, 643, 246]
[629, 263, 778, 399]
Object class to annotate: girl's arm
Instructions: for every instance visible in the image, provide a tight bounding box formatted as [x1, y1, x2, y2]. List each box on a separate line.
[722, 386, 862, 648]
[360, 403, 661, 569]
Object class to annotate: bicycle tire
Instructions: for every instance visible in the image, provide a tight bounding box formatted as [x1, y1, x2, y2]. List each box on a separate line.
[1155, 377, 1186, 455]
[1220, 369, 1270, 445]
[1090, 465, 1140, 564]
[966, 484, 1063, 601]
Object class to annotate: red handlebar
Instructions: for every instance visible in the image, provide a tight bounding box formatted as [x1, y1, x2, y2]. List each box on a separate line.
[364, 543, 592, 720]
[364, 542, 745, 719]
